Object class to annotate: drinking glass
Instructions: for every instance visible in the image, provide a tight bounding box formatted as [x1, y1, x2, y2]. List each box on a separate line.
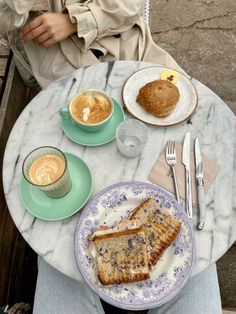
[116, 119, 148, 158]
[22, 146, 72, 198]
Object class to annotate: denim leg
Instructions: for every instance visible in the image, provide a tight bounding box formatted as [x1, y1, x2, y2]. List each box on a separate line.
[33, 258, 221, 314]
[33, 257, 105, 314]
[148, 263, 222, 314]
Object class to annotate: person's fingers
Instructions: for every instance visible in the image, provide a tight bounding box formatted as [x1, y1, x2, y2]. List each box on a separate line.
[20, 13, 76, 46]
[21, 16, 43, 36]
[21, 25, 47, 43]
[33, 32, 52, 45]
[20, 16, 47, 43]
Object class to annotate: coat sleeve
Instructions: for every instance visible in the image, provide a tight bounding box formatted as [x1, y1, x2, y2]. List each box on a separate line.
[65, 0, 144, 52]
[0, 0, 48, 36]
[0, 1, 26, 36]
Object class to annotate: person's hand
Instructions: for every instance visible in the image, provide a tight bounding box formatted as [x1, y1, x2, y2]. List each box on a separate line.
[20, 13, 77, 47]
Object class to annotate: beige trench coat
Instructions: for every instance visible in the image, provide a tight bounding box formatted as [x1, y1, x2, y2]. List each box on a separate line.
[0, 0, 181, 88]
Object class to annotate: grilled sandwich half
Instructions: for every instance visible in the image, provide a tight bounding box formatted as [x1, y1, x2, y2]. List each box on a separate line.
[92, 220, 150, 285]
[128, 198, 181, 268]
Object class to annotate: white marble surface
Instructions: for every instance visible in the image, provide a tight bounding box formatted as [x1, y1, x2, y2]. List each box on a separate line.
[3, 61, 236, 282]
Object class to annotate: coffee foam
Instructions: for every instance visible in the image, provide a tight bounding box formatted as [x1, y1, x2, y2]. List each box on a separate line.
[70, 93, 111, 124]
[29, 154, 65, 186]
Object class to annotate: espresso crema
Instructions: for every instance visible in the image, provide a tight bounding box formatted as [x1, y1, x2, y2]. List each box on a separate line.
[29, 155, 65, 186]
[71, 94, 111, 124]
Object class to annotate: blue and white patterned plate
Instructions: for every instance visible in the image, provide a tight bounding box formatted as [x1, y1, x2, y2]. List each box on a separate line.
[74, 181, 195, 311]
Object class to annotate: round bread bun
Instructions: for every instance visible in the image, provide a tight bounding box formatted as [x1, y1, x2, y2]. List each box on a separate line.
[136, 79, 180, 118]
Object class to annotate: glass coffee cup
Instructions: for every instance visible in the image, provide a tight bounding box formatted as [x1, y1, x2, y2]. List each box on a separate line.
[22, 146, 72, 198]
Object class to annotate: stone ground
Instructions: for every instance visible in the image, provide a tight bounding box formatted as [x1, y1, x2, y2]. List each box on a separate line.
[150, 0, 236, 114]
[149, 0, 236, 310]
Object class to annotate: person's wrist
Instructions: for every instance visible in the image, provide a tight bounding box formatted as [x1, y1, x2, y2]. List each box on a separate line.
[65, 13, 77, 35]
[70, 21, 77, 35]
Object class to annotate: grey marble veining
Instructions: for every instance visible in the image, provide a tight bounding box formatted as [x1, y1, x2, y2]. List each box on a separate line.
[3, 61, 236, 282]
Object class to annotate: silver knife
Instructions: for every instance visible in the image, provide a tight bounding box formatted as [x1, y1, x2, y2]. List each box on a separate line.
[195, 137, 206, 230]
[182, 132, 193, 218]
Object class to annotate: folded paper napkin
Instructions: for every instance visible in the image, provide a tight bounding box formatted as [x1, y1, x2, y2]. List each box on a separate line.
[148, 142, 220, 207]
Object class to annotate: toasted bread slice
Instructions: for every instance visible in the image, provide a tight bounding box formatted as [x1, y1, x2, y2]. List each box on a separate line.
[92, 224, 150, 285]
[128, 198, 181, 268]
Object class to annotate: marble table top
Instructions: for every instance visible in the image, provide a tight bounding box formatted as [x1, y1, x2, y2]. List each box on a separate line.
[3, 61, 236, 282]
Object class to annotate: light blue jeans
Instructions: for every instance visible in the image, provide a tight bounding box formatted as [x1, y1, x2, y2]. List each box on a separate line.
[33, 258, 222, 314]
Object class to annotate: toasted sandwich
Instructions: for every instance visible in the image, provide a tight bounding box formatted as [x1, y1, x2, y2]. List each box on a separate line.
[128, 198, 182, 268]
[92, 220, 150, 285]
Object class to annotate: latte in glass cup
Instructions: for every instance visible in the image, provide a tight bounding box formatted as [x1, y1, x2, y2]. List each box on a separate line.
[23, 146, 72, 198]
[28, 154, 65, 186]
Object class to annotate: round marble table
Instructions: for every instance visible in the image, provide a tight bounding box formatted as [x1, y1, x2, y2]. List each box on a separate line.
[3, 61, 236, 282]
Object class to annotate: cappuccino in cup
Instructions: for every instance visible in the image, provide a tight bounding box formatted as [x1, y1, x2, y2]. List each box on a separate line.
[70, 93, 112, 124]
[64, 89, 114, 132]
[23, 146, 72, 198]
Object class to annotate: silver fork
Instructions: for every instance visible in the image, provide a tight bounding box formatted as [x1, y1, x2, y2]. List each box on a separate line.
[165, 141, 180, 203]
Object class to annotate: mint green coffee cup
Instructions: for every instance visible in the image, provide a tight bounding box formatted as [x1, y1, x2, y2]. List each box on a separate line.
[60, 89, 114, 132]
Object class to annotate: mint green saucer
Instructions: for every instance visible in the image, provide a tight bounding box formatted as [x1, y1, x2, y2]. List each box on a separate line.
[20, 153, 93, 221]
[60, 99, 125, 146]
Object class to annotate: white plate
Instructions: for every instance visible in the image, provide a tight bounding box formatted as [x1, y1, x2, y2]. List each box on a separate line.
[122, 66, 198, 126]
[74, 181, 195, 310]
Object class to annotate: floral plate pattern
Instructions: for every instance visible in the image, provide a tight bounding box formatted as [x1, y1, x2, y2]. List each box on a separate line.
[74, 181, 195, 310]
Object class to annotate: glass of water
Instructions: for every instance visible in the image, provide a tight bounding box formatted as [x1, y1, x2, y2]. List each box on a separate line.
[116, 119, 148, 157]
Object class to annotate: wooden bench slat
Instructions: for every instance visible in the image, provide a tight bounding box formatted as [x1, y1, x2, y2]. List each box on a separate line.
[0, 37, 10, 57]
[0, 78, 3, 92]
[0, 57, 34, 305]
[0, 57, 9, 77]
